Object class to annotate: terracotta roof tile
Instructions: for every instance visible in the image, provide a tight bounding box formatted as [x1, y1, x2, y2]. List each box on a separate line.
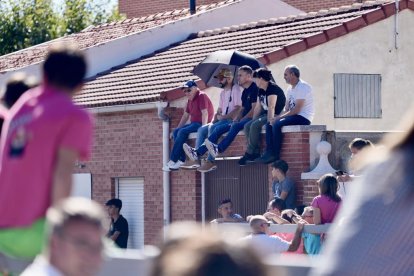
[0, 0, 240, 72]
[75, 0, 409, 107]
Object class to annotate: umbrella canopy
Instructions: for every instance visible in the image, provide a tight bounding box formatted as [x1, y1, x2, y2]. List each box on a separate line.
[192, 50, 265, 87]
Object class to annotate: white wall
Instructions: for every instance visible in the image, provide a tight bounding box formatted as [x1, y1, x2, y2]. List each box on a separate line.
[268, 10, 414, 131]
[72, 173, 92, 198]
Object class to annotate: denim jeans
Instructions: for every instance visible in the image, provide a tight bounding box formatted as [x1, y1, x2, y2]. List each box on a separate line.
[217, 117, 251, 153]
[244, 114, 267, 155]
[171, 122, 201, 162]
[265, 115, 310, 159]
[197, 119, 232, 161]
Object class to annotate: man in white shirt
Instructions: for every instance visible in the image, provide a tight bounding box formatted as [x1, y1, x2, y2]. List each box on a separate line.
[240, 215, 304, 258]
[21, 198, 106, 276]
[257, 65, 315, 164]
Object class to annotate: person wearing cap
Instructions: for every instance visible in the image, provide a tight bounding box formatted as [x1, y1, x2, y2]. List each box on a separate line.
[239, 68, 286, 165]
[240, 215, 304, 258]
[183, 68, 242, 173]
[256, 65, 314, 164]
[164, 80, 214, 171]
[105, 198, 129, 249]
[202, 65, 259, 163]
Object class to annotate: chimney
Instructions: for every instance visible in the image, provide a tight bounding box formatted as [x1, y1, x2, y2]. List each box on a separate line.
[190, 0, 196, 14]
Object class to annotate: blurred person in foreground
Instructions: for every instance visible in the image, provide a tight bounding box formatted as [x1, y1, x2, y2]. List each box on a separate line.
[0, 72, 38, 134]
[150, 221, 267, 276]
[311, 109, 414, 275]
[0, 43, 94, 259]
[21, 197, 106, 276]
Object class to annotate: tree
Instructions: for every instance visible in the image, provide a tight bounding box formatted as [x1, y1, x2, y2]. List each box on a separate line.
[0, 0, 124, 56]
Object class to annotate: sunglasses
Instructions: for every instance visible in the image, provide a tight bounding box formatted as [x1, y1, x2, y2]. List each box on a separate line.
[262, 222, 271, 227]
[183, 88, 192, 93]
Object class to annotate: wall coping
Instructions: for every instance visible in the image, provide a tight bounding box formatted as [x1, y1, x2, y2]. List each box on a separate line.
[185, 124, 326, 139]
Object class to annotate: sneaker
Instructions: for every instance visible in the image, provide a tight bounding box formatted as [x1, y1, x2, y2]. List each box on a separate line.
[180, 159, 200, 169]
[205, 139, 219, 159]
[255, 152, 277, 164]
[162, 160, 175, 171]
[183, 143, 199, 161]
[238, 152, 260, 166]
[197, 160, 217, 173]
[169, 160, 184, 171]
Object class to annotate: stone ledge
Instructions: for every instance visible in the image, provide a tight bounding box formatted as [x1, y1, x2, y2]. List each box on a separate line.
[185, 124, 326, 139]
[281, 125, 326, 133]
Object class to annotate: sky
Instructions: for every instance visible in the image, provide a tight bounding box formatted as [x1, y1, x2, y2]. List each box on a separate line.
[51, 0, 118, 12]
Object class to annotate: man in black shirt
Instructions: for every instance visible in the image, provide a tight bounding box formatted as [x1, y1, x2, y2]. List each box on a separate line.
[105, 198, 129, 248]
[239, 68, 286, 165]
[204, 65, 258, 161]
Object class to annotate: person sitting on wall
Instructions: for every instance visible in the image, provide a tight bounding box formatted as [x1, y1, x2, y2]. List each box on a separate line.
[164, 80, 214, 171]
[238, 68, 286, 165]
[183, 68, 242, 173]
[202, 65, 259, 163]
[210, 198, 244, 223]
[256, 65, 314, 164]
[105, 198, 129, 249]
[271, 160, 296, 210]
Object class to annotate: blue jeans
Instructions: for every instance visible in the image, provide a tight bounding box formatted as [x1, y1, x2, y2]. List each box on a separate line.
[217, 117, 251, 153]
[171, 122, 201, 162]
[197, 119, 232, 161]
[265, 115, 310, 159]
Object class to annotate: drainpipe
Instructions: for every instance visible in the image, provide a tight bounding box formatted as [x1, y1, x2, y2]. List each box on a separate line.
[156, 101, 170, 239]
[190, 0, 196, 15]
[394, 0, 399, 50]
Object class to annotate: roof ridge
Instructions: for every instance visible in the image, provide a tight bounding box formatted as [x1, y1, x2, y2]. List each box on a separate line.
[196, 0, 392, 38]
[84, 0, 240, 32]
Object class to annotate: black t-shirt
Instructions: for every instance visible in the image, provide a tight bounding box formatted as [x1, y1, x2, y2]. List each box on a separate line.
[108, 215, 129, 248]
[241, 82, 259, 117]
[258, 82, 286, 115]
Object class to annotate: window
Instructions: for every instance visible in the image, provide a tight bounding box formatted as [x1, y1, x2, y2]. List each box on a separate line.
[334, 73, 382, 118]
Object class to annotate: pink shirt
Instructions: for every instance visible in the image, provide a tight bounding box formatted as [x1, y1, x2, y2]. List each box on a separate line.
[219, 84, 242, 115]
[272, 232, 304, 254]
[0, 86, 94, 228]
[311, 195, 341, 224]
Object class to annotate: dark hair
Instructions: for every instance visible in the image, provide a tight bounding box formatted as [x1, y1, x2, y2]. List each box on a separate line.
[285, 65, 300, 78]
[254, 68, 272, 82]
[3, 73, 37, 108]
[269, 198, 286, 212]
[105, 198, 122, 210]
[238, 65, 253, 75]
[318, 174, 341, 202]
[349, 138, 373, 150]
[271, 159, 289, 174]
[43, 43, 87, 90]
[295, 204, 306, 216]
[219, 198, 232, 207]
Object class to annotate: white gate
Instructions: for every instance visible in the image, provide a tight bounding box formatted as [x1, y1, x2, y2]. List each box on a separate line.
[115, 178, 145, 249]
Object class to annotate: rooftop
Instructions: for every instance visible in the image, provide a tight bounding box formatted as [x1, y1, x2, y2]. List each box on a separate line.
[75, 0, 410, 107]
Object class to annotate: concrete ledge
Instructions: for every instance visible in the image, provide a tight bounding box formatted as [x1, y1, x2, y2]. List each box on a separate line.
[185, 124, 326, 139]
[281, 125, 326, 133]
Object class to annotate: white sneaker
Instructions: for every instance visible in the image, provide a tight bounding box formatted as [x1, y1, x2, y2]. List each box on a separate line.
[205, 139, 219, 159]
[183, 143, 199, 161]
[162, 160, 174, 171]
[169, 160, 184, 171]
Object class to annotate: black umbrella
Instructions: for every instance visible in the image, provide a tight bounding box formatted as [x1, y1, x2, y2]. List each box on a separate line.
[192, 50, 266, 87]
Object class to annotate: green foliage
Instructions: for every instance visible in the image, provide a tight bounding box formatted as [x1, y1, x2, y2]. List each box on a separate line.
[0, 0, 124, 56]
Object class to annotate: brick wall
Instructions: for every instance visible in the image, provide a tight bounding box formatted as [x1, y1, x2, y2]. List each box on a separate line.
[118, 0, 361, 19]
[119, 0, 219, 18]
[75, 109, 165, 245]
[282, 0, 359, 13]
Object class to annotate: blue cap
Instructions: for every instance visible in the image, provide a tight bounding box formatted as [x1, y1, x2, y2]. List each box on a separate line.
[181, 80, 197, 89]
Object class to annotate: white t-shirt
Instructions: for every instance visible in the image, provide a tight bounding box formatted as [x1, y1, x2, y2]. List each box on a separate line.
[21, 255, 64, 276]
[286, 79, 314, 122]
[240, 233, 290, 258]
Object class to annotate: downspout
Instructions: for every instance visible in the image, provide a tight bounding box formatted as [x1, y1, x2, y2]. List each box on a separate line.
[156, 101, 170, 239]
[394, 0, 399, 50]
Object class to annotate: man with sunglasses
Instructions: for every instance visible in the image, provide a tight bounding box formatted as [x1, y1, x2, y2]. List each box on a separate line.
[241, 215, 304, 258]
[183, 68, 242, 172]
[164, 80, 214, 171]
